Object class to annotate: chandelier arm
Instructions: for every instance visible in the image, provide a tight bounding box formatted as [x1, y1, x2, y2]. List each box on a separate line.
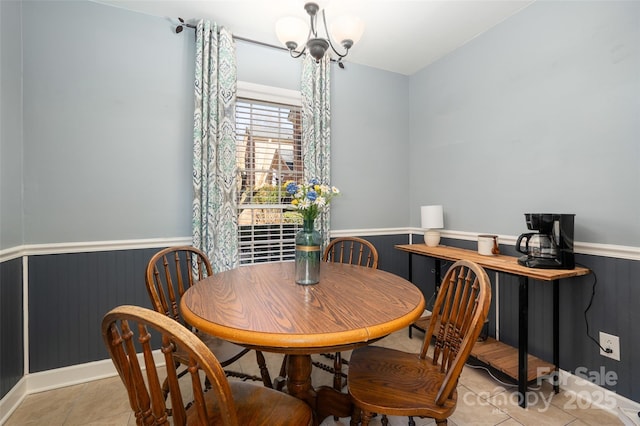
[321, 9, 349, 59]
[308, 3, 319, 37]
[290, 46, 307, 59]
[292, 25, 315, 59]
[310, 15, 316, 38]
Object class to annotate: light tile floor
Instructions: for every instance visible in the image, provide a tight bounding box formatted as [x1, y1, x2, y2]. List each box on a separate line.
[4, 328, 625, 425]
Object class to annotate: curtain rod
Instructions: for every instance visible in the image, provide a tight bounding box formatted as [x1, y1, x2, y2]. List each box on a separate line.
[175, 18, 342, 67]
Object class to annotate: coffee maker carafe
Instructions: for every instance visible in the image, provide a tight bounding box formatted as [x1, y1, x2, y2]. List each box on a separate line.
[516, 213, 575, 269]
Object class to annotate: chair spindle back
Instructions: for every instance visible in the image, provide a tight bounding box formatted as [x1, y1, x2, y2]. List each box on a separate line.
[420, 259, 491, 405]
[145, 246, 212, 325]
[102, 305, 238, 425]
[323, 237, 379, 269]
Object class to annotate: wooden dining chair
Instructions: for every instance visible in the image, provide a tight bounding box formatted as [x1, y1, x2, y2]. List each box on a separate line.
[347, 259, 492, 426]
[323, 237, 379, 269]
[145, 246, 272, 390]
[102, 305, 313, 426]
[316, 237, 379, 392]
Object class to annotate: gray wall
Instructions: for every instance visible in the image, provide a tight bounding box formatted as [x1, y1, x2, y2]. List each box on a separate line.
[6, 2, 640, 246]
[0, 0, 24, 250]
[2, 0, 639, 406]
[16, 0, 409, 246]
[408, 0, 640, 246]
[236, 39, 301, 91]
[22, 0, 195, 244]
[332, 63, 410, 229]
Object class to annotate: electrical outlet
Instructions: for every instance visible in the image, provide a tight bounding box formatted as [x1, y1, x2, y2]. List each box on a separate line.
[599, 331, 620, 361]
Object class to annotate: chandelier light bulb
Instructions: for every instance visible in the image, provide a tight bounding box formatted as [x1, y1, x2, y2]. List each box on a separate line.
[275, 16, 309, 51]
[329, 15, 364, 49]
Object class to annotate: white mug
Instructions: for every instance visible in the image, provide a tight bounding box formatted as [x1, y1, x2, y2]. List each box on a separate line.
[478, 235, 499, 256]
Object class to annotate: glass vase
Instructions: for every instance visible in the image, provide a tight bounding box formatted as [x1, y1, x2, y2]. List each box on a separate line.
[295, 217, 321, 285]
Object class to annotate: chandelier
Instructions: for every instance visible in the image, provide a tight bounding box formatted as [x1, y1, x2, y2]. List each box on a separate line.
[275, 2, 364, 65]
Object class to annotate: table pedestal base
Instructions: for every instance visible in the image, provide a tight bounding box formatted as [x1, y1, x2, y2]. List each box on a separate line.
[286, 354, 353, 424]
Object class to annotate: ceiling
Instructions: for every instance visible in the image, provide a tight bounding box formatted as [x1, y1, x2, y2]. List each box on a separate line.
[96, 0, 534, 75]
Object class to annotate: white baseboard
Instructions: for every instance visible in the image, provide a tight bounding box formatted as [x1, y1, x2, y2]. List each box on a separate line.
[1, 353, 165, 425]
[0, 377, 27, 425]
[25, 358, 120, 394]
[1, 360, 120, 424]
[547, 369, 640, 420]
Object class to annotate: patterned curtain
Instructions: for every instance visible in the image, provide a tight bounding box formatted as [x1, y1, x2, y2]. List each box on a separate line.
[301, 54, 332, 248]
[192, 20, 238, 273]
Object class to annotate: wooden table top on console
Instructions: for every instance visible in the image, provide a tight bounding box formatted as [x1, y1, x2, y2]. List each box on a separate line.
[395, 244, 590, 281]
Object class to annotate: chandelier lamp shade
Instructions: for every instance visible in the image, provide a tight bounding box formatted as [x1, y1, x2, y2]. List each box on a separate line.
[275, 2, 364, 64]
[421, 205, 444, 247]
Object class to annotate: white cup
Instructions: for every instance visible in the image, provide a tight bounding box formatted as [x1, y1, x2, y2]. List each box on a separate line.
[478, 235, 499, 256]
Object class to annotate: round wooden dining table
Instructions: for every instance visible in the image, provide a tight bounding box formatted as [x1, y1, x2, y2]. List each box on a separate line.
[180, 261, 425, 423]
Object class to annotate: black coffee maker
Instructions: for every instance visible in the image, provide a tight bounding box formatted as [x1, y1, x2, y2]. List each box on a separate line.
[516, 213, 575, 269]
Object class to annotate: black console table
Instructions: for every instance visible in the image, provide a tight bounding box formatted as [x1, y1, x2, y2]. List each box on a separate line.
[396, 244, 591, 408]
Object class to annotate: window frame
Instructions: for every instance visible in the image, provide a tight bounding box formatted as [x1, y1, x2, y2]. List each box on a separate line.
[236, 82, 303, 265]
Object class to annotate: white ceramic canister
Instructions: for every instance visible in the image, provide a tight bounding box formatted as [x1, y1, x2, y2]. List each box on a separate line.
[478, 234, 499, 256]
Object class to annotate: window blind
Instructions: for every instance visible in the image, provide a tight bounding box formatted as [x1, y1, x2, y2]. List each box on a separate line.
[236, 97, 303, 264]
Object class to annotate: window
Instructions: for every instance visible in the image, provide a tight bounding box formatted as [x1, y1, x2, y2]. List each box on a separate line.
[236, 83, 304, 264]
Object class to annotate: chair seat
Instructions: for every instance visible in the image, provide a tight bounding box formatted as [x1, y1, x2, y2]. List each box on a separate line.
[348, 346, 457, 418]
[188, 381, 313, 425]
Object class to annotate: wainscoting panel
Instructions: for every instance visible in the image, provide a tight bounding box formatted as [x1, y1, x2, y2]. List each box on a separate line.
[4, 235, 638, 405]
[0, 257, 24, 399]
[27, 248, 160, 373]
[365, 234, 411, 277]
[558, 254, 640, 403]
